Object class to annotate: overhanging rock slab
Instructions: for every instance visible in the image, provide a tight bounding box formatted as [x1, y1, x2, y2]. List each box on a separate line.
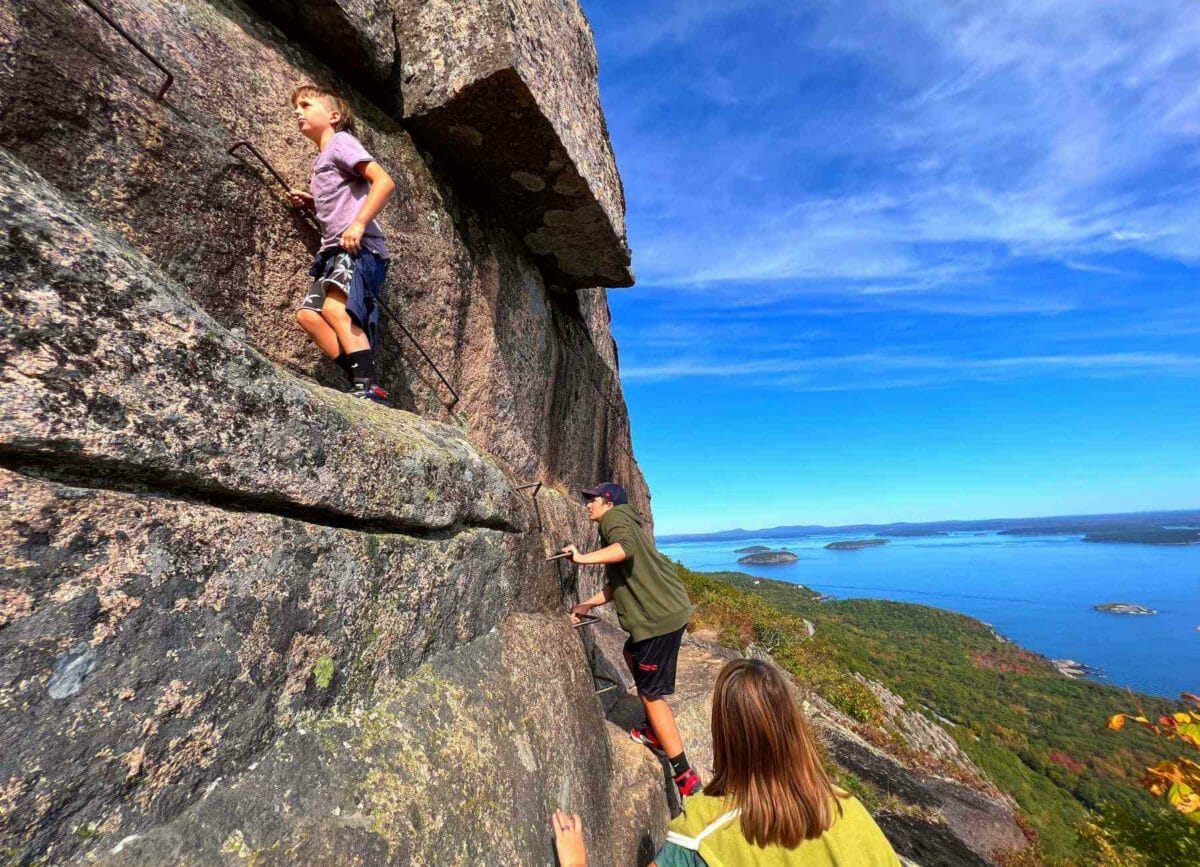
[396, 0, 633, 290]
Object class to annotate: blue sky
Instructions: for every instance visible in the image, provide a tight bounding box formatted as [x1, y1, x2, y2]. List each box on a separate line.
[585, 0, 1200, 535]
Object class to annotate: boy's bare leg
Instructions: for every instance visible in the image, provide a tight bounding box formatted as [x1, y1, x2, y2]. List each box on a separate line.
[625, 646, 685, 757]
[640, 693, 684, 758]
[296, 308, 341, 357]
[320, 288, 370, 354]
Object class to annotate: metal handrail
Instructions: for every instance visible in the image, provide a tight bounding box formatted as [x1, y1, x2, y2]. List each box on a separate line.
[592, 673, 621, 696]
[516, 481, 542, 498]
[227, 141, 292, 191]
[377, 298, 460, 406]
[78, 0, 174, 99]
[517, 481, 544, 532]
[227, 140, 459, 407]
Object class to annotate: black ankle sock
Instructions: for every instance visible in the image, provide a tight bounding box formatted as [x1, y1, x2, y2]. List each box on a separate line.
[334, 352, 354, 383]
[346, 349, 375, 385]
[669, 752, 691, 777]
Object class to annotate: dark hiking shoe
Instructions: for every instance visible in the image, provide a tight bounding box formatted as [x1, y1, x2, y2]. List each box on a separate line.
[351, 383, 390, 405]
[674, 767, 703, 799]
[630, 724, 664, 752]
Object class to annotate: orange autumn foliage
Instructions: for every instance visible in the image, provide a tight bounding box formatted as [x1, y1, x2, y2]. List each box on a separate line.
[1109, 691, 1200, 821]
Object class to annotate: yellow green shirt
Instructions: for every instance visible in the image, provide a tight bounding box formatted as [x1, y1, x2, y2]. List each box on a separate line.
[658, 792, 901, 867]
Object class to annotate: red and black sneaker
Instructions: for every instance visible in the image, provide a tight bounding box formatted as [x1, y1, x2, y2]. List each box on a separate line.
[351, 382, 391, 405]
[630, 724, 663, 752]
[674, 766, 703, 799]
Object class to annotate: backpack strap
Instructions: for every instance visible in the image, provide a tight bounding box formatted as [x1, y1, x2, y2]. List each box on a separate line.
[665, 810, 741, 851]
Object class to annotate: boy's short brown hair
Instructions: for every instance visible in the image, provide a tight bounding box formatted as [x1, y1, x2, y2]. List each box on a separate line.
[290, 84, 355, 133]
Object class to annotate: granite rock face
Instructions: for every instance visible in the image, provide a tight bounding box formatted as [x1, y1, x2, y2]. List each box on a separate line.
[89, 615, 669, 866]
[0, 0, 645, 513]
[805, 689, 1029, 865]
[245, 0, 401, 98]
[0, 470, 529, 861]
[0, 0, 662, 859]
[226, 0, 632, 290]
[0, 152, 517, 533]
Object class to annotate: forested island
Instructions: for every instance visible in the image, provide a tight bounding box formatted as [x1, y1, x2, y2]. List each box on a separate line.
[733, 545, 771, 553]
[826, 539, 890, 550]
[737, 550, 799, 564]
[1083, 529, 1200, 545]
[659, 509, 1200, 545]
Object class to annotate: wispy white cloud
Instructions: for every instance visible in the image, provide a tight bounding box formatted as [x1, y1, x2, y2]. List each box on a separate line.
[620, 350, 1200, 388]
[598, 0, 1200, 291]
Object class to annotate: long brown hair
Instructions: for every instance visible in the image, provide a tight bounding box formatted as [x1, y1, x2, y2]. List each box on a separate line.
[707, 658, 843, 848]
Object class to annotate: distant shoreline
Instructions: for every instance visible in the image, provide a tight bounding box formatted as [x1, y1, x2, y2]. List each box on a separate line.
[659, 508, 1200, 545]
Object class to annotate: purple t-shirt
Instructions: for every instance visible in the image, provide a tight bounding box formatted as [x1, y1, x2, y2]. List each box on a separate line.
[310, 131, 389, 258]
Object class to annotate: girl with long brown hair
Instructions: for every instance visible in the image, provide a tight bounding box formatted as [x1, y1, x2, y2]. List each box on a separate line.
[552, 657, 899, 866]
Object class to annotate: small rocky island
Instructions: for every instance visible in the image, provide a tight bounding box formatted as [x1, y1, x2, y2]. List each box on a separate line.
[733, 545, 771, 553]
[1094, 602, 1158, 615]
[737, 550, 799, 565]
[826, 539, 890, 550]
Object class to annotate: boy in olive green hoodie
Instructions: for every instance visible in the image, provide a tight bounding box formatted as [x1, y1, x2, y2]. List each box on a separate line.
[562, 482, 702, 799]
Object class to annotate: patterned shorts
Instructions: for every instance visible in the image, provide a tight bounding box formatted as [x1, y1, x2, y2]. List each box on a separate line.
[301, 247, 388, 346]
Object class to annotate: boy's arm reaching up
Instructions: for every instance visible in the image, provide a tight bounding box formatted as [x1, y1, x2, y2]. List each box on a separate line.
[340, 160, 395, 253]
[562, 543, 626, 566]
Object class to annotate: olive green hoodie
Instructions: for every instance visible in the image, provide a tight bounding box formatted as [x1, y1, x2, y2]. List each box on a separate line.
[598, 504, 692, 642]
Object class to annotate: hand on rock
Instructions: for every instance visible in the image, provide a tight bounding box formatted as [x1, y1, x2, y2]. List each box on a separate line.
[288, 189, 313, 209]
[552, 809, 587, 867]
[561, 544, 582, 564]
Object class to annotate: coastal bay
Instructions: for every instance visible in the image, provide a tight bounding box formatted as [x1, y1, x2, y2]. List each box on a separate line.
[661, 530, 1200, 699]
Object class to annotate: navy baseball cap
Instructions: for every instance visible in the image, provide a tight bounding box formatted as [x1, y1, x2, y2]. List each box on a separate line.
[581, 482, 628, 506]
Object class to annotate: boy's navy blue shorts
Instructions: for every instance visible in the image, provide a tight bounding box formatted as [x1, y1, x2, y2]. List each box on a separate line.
[301, 247, 388, 347]
[624, 625, 686, 698]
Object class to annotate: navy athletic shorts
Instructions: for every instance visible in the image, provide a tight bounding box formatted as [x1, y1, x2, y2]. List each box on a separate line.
[624, 625, 686, 698]
[301, 247, 388, 348]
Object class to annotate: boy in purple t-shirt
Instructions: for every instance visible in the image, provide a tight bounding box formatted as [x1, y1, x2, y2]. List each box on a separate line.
[288, 84, 395, 404]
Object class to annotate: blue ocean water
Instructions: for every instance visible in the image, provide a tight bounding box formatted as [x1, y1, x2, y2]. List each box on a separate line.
[660, 532, 1200, 699]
